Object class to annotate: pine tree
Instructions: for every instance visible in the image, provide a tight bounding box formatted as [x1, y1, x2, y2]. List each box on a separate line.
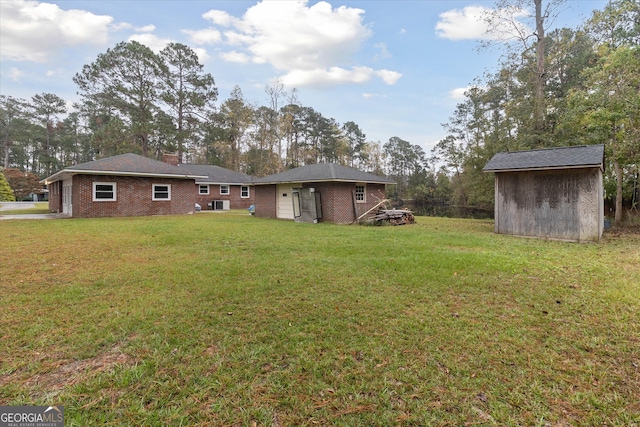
[0, 171, 16, 201]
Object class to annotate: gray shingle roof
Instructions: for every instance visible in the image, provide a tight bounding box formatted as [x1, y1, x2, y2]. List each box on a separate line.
[483, 144, 604, 172]
[44, 153, 207, 183]
[253, 163, 395, 185]
[177, 164, 252, 184]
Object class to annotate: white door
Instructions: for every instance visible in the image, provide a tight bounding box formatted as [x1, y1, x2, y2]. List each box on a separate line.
[62, 180, 72, 215]
[276, 185, 294, 219]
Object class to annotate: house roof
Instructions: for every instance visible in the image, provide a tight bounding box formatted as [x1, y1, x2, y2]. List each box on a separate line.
[252, 163, 395, 185]
[177, 164, 252, 185]
[483, 144, 605, 173]
[42, 153, 207, 184]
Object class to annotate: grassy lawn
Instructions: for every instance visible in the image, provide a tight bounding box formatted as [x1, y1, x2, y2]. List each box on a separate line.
[1, 213, 638, 426]
[0, 202, 50, 215]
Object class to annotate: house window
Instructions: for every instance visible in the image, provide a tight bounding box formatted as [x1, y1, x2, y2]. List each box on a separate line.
[93, 182, 116, 201]
[220, 185, 230, 195]
[241, 186, 250, 198]
[199, 184, 209, 195]
[153, 184, 171, 201]
[355, 184, 366, 203]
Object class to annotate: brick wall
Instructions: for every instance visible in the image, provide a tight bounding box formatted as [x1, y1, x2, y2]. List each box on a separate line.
[48, 181, 62, 213]
[310, 182, 387, 224]
[72, 175, 196, 218]
[254, 185, 277, 218]
[253, 181, 388, 223]
[195, 184, 254, 210]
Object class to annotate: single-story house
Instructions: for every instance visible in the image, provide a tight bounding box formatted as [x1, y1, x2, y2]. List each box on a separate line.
[42, 153, 207, 218]
[483, 144, 605, 242]
[176, 164, 254, 211]
[251, 163, 396, 224]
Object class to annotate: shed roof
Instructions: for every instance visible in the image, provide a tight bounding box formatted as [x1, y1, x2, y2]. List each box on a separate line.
[483, 144, 604, 173]
[253, 163, 395, 185]
[177, 164, 252, 185]
[42, 153, 207, 184]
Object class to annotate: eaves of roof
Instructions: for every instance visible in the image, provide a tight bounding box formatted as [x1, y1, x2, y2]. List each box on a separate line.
[42, 169, 207, 185]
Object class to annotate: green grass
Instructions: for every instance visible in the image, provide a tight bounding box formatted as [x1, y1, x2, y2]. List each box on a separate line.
[1, 213, 639, 426]
[0, 202, 50, 215]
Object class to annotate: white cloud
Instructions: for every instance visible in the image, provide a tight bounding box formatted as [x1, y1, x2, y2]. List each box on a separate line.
[375, 69, 402, 85]
[436, 5, 531, 41]
[192, 48, 211, 64]
[198, 0, 400, 88]
[281, 66, 374, 87]
[449, 87, 470, 100]
[435, 6, 492, 40]
[8, 67, 24, 81]
[0, 0, 113, 62]
[449, 85, 486, 100]
[128, 33, 173, 53]
[220, 50, 251, 63]
[202, 9, 234, 27]
[46, 70, 55, 77]
[183, 28, 222, 45]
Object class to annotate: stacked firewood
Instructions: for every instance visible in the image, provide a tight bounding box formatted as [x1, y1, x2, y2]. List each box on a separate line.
[372, 209, 416, 225]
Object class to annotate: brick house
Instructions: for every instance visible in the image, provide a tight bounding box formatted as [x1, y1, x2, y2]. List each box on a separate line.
[42, 153, 207, 218]
[483, 144, 605, 242]
[176, 164, 254, 210]
[252, 163, 395, 224]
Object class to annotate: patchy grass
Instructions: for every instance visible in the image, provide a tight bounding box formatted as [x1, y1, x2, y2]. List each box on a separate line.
[1, 214, 638, 426]
[0, 202, 50, 215]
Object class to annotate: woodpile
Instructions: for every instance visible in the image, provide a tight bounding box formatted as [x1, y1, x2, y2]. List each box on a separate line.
[372, 209, 416, 225]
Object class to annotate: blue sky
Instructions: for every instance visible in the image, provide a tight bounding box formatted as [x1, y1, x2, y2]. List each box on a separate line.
[0, 0, 608, 155]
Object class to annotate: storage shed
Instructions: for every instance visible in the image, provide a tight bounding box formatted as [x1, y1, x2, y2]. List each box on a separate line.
[252, 163, 395, 224]
[483, 144, 605, 242]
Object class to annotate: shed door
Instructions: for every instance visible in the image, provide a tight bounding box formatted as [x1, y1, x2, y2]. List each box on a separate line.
[292, 188, 322, 223]
[276, 185, 294, 219]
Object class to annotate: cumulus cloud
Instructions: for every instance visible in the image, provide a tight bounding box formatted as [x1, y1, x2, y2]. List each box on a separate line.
[195, 0, 401, 88]
[113, 22, 156, 33]
[128, 33, 173, 53]
[436, 5, 531, 41]
[0, 0, 113, 62]
[183, 28, 222, 45]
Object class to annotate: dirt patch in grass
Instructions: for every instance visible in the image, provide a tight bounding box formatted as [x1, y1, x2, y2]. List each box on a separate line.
[0, 343, 135, 401]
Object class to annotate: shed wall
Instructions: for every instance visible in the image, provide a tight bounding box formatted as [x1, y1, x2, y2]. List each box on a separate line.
[494, 168, 603, 242]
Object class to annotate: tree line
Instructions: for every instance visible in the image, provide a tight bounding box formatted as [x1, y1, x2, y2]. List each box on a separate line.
[1, 0, 638, 221]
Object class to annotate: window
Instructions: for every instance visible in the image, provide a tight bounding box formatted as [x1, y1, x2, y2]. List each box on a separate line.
[153, 184, 171, 201]
[93, 182, 116, 201]
[220, 185, 229, 195]
[241, 186, 250, 198]
[355, 184, 366, 203]
[199, 184, 209, 195]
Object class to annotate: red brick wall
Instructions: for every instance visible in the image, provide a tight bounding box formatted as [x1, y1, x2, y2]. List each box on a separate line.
[48, 181, 62, 213]
[254, 182, 388, 223]
[254, 185, 277, 218]
[310, 182, 387, 224]
[72, 175, 197, 218]
[195, 184, 254, 210]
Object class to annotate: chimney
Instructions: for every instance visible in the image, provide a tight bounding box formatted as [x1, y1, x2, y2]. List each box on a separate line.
[162, 153, 179, 166]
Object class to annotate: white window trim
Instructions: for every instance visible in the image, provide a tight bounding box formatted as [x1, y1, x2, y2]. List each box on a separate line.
[93, 182, 116, 202]
[220, 185, 230, 195]
[152, 184, 171, 201]
[355, 184, 366, 203]
[199, 184, 209, 195]
[241, 186, 250, 198]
